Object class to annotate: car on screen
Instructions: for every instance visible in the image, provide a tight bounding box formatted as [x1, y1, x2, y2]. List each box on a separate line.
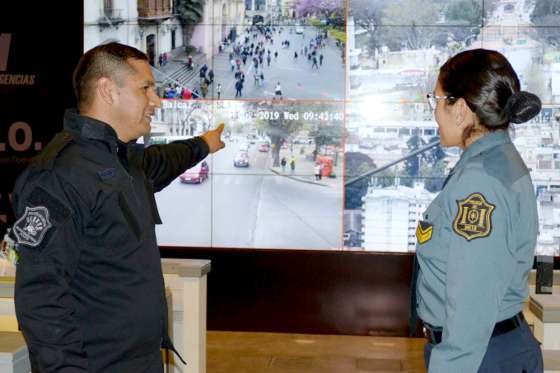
[295, 26, 304, 34]
[234, 152, 250, 167]
[258, 143, 270, 152]
[239, 142, 250, 152]
[179, 160, 209, 184]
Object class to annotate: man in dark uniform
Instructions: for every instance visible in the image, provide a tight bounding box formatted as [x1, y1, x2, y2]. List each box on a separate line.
[10, 42, 225, 372]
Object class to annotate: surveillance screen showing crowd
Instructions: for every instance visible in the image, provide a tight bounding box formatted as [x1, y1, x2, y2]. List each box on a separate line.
[84, 0, 560, 254]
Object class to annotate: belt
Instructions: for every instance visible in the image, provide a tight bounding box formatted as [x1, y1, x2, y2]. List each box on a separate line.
[422, 312, 525, 345]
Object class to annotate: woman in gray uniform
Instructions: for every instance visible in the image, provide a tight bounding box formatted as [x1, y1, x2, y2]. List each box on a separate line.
[413, 49, 543, 372]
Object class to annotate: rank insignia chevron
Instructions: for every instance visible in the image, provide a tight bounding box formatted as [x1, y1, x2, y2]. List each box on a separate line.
[416, 220, 433, 245]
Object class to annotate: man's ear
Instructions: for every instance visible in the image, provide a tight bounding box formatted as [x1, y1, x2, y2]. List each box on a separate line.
[97, 77, 118, 106]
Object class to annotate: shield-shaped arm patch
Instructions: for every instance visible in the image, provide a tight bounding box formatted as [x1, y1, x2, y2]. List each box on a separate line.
[453, 192, 495, 241]
[13, 206, 53, 247]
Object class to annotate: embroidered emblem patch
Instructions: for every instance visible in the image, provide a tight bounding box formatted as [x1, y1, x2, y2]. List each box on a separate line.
[416, 220, 433, 244]
[453, 193, 495, 241]
[13, 206, 53, 247]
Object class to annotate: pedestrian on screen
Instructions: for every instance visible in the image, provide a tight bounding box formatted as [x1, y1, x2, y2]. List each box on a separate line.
[235, 79, 243, 97]
[274, 82, 282, 100]
[314, 163, 321, 181]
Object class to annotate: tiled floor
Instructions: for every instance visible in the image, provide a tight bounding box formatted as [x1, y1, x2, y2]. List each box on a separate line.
[207, 331, 427, 373]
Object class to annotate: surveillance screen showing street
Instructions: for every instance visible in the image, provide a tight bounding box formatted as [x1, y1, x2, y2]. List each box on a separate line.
[85, 0, 560, 254]
[150, 100, 344, 249]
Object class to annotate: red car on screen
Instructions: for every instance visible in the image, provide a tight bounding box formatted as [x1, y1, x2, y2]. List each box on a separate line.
[258, 143, 270, 152]
[179, 161, 209, 184]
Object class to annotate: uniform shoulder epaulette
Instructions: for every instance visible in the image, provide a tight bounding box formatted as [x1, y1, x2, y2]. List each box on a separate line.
[32, 131, 74, 170]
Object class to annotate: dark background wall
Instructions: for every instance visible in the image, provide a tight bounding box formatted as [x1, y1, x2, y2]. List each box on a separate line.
[162, 247, 415, 336]
[0, 2, 416, 338]
[0, 2, 84, 225]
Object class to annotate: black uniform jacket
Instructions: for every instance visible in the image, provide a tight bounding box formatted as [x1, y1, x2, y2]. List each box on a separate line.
[11, 109, 209, 372]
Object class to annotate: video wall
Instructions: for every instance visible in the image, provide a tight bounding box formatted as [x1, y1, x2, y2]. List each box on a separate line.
[81, 0, 560, 253]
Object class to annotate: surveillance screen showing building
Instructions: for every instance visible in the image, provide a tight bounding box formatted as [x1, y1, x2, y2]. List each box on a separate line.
[85, 0, 560, 254]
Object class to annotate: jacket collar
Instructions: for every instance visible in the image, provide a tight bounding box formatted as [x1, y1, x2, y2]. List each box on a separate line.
[454, 130, 511, 170]
[64, 109, 119, 145]
[63, 109, 145, 157]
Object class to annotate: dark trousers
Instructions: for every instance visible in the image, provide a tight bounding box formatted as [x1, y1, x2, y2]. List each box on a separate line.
[424, 321, 543, 372]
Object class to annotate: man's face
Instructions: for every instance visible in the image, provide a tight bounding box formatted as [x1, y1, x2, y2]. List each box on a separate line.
[113, 58, 160, 141]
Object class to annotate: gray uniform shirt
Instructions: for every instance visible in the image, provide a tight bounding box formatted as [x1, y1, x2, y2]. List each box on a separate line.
[415, 130, 538, 372]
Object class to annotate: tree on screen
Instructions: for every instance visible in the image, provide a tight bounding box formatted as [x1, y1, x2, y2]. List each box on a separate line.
[422, 160, 446, 192]
[530, 0, 560, 46]
[295, 0, 344, 20]
[530, 0, 560, 23]
[444, 0, 482, 45]
[306, 104, 342, 166]
[375, 168, 398, 188]
[349, 0, 384, 28]
[403, 133, 427, 187]
[253, 103, 305, 167]
[308, 121, 342, 163]
[344, 152, 376, 210]
[422, 136, 446, 192]
[361, 0, 484, 53]
[445, 0, 482, 25]
[378, 0, 439, 51]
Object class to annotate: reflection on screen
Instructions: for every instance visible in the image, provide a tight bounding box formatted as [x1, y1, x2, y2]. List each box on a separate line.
[85, 0, 559, 254]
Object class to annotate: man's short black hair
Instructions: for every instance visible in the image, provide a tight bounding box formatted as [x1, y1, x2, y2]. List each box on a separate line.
[73, 42, 148, 111]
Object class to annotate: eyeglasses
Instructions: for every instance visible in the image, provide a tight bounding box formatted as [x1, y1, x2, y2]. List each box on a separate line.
[426, 93, 455, 112]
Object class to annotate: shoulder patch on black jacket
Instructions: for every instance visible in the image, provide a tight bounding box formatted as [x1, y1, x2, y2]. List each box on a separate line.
[14, 187, 71, 248]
